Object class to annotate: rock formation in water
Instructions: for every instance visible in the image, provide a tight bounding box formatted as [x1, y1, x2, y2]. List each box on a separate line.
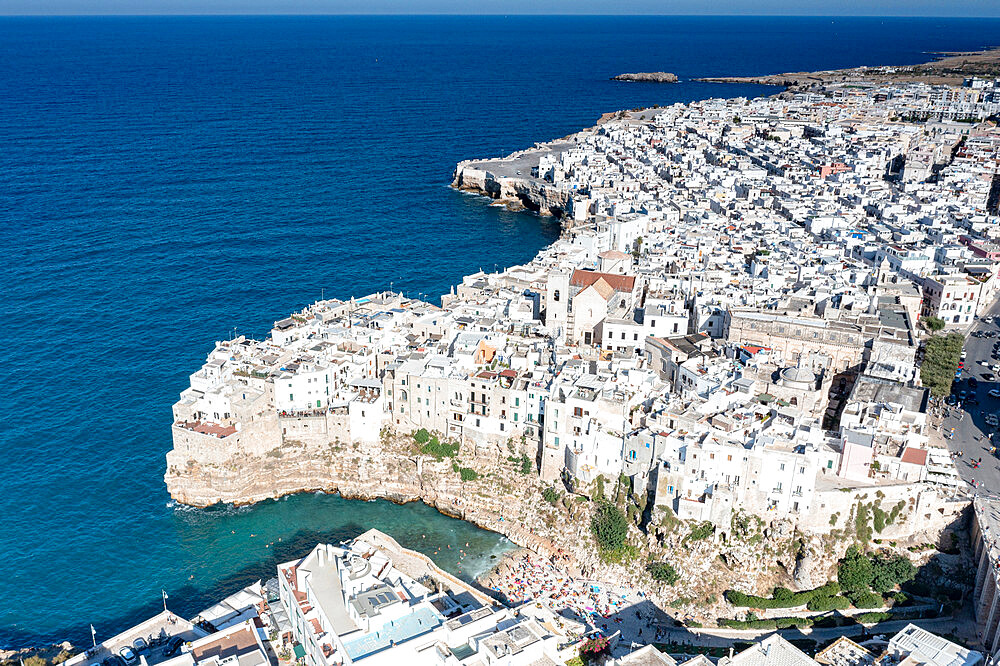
[611, 72, 678, 83]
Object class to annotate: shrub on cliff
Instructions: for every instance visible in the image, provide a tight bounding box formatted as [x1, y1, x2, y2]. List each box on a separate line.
[508, 453, 532, 475]
[591, 501, 628, 558]
[838, 545, 874, 593]
[422, 435, 459, 460]
[413, 428, 430, 444]
[542, 487, 560, 504]
[870, 553, 916, 593]
[684, 521, 714, 544]
[646, 561, 679, 585]
[451, 463, 479, 482]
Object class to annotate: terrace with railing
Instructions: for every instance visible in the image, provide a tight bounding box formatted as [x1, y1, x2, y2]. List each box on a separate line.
[173, 420, 237, 439]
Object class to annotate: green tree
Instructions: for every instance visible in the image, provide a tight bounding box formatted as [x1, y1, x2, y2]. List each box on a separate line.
[920, 333, 965, 398]
[646, 561, 679, 585]
[870, 553, 916, 593]
[591, 501, 629, 556]
[838, 545, 874, 593]
[923, 316, 945, 332]
[849, 591, 884, 609]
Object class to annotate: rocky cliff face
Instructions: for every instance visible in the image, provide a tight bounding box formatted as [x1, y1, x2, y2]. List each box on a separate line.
[452, 162, 575, 221]
[165, 433, 564, 555]
[166, 428, 971, 626]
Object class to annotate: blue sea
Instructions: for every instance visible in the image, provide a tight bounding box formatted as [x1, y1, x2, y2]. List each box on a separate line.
[2, 14, 998, 648]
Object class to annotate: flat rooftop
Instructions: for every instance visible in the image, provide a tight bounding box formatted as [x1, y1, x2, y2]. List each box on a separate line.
[341, 607, 441, 661]
[191, 626, 266, 666]
[849, 375, 928, 414]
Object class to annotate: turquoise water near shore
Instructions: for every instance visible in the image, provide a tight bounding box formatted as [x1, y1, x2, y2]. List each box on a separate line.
[3, 14, 1000, 648]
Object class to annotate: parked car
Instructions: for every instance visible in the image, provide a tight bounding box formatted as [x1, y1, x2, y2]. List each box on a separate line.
[119, 647, 137, 666]
[984, 373, 996, 382]
[163, 637, 184, 658]
[132, 638, 148, 654]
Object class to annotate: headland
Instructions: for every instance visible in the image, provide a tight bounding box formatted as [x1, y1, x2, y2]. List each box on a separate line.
[165, 57, 1000, 637]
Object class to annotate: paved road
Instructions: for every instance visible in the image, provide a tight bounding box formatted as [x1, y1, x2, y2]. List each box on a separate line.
[652, 614, 971, 649]
[939, 300, 1000, 494]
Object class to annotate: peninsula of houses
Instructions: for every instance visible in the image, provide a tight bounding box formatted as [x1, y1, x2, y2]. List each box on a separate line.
[163, 68, 1000, 658]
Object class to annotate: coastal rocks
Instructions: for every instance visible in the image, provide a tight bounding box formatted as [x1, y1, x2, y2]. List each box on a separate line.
[1, 642, 75, 666]
[611, 72, 678, 83]
[452, 159, 576, 221]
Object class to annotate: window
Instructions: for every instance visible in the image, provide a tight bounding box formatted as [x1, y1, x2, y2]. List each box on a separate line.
[779, 463, 785, 471]
[288, 394, 294, 401]
[727, 455, 732, 461]
[799, 466, 805, 474]
[574, 407, 583, 417]
[553, 290, 560, 302]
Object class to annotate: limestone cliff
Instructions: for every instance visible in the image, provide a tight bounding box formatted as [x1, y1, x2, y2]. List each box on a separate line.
[452, 160, 576, 220]
[165, 432, 563, 555]
[165, 425, 970, 627]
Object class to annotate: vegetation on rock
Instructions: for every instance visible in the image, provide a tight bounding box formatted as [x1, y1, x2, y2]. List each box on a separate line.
[591, 501, 629, 559]
[647, 561, 680, 585]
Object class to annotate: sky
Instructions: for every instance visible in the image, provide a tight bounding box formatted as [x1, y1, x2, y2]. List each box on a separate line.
[0, 0, 998, 16]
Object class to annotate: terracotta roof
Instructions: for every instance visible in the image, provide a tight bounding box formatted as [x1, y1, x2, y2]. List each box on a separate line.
[900, 447, 928, 466]
[586, 277, 616, 301]
[570, 269, 635, 293]
[499, 369, 517, 378]
[598, 250, 629, 259]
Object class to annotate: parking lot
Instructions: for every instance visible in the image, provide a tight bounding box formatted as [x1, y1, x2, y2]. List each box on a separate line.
[68, 611, 206, 666]
[939, 302, 1000, 493]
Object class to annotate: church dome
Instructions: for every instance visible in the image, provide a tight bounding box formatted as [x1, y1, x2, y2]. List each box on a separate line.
[779, 365, 816, 390]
